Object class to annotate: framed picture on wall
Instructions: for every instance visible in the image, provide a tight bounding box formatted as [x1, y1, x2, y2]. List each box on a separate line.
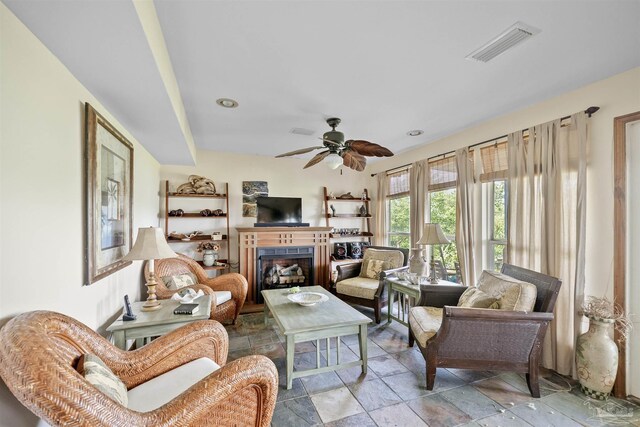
[85, 103, 134, 284]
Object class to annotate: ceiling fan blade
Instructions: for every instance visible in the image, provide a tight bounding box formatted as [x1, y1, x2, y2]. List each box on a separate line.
[347, 140, 394, 157]
[342, 151, 367, 172]
[275, 146, 323, 158]
[303, 150, 331, 169]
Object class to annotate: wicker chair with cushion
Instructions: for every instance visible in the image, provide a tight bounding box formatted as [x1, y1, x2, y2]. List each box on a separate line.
[408, 263, 562, 397]
[0, 311, 277, 427]
[335, 246, 409, 324]
[146, 254, 247, 324]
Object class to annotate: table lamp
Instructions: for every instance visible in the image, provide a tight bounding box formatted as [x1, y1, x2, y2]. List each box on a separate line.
[416, 223, 451, 284]
[122, 227, 177, 311]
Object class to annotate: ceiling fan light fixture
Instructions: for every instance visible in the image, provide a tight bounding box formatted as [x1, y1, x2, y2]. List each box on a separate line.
[216, 98, 238, 108]
[407, 130, 424, 137]
[325, 153, 343, 170]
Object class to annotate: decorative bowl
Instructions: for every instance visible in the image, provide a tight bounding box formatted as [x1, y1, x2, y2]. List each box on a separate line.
[287, 292, 329, 307]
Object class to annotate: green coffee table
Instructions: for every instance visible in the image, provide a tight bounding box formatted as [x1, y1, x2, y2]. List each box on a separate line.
[262, 286, 371, 389]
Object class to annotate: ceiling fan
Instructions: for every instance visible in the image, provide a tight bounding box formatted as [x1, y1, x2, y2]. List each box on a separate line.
[276, 118, 394, 171]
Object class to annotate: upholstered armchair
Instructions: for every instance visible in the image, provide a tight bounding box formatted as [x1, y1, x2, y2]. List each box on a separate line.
[408, 263, 561, 397]
[0, 311, 277, 426]
[335, 246, 409, 324]
[146, 254, 247, 324]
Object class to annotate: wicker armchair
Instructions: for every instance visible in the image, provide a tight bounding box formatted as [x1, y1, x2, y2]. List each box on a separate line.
[0, 311, 277, 426]
[408, 264, 562, 397]
[147, 254, 247, 324]
[335, 246, 409, 324]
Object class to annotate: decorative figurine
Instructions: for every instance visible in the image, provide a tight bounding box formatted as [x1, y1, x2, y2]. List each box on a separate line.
[359, 205, 367, 216]
[330, 204, 336, 217]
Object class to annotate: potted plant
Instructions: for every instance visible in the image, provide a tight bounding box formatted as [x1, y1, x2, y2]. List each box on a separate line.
[576, 296, 632, 400]
[197, 242, 220, 267]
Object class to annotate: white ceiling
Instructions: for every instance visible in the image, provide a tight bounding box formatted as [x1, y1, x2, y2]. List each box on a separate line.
[5, 1, 640, 166]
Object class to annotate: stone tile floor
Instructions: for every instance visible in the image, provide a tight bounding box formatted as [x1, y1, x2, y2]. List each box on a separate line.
[225, 309, 640, 427]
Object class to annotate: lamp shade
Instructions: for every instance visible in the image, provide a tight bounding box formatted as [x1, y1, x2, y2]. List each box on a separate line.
[122, 227, 177, 261]
[416, 223, 450, 246]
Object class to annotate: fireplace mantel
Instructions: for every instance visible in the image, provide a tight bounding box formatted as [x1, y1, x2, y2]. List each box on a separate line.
[237, 227, 332, 305]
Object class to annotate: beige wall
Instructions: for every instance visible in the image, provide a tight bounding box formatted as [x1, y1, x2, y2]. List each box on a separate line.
[368, 67, 640, 301]
[0, 2, 161, 330]
[0, 5, 162, 423]
[160, 150, 371, 266]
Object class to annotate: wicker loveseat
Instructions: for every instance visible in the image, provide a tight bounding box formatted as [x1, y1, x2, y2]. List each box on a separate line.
[408, 263, 561, 397]
[0, 311, 278, 426]
[147, 254, 248, 324]
[335, 246, 409, 323]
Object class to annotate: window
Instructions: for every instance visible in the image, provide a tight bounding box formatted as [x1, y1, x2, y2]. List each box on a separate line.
[386, 170, 410, 249]
[388, 196, 410, 248]
[429, 188, 458, 274]
[486, 180, 507, 271]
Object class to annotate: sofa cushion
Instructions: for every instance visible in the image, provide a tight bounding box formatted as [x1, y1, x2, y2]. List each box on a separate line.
[457, 287, 500, 309]
[477, 270, 537, 312]
[214, 290, 232, 305]
[359, 249, 404, 279]
[336, 277, 380, 300]
[127, 357, 220, 412]
[162, 272, 197, 290]
[409, 306, 443, 347]
[77, 354, 128, 407]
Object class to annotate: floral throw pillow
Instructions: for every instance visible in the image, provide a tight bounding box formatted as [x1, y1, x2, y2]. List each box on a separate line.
[77, 354, 128, 406]
[360, 259, 387, 279]
[162, 272, 197, 290]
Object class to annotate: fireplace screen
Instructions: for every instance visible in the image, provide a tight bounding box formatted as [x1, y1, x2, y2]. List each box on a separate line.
[256, 247, 314, 303]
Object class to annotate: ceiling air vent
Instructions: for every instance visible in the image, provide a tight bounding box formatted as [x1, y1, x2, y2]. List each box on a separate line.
[466, 21, 540, 63]
[290, 128, 315, 136]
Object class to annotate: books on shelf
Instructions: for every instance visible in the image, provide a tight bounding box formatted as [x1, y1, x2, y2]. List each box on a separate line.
[173, 303, 199, 315]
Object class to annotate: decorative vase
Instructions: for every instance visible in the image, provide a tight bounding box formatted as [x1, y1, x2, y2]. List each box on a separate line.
[408, 248, 428, 277]
[576, 315, 618, 400]
[202, 250, 217, 267]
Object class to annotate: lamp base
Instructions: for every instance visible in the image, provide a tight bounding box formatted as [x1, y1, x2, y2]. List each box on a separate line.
[429, 255, 440, 284]
[141, 275, 162, 311]
[141, 301, 162, 311]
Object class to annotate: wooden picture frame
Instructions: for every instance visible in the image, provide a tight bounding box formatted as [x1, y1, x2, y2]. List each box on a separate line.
[85, 103, 134, 284]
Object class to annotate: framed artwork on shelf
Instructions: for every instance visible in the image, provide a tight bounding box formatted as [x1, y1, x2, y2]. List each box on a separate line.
[85, 103, 134, 284]
[242, 180, 268, 217]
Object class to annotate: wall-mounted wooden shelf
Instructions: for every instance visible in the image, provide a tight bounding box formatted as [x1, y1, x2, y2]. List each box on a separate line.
[164, 180, 231, 271]
[168, 213, 227, 218]
[167, 192, 227, 199]
[325, 213, 372, 218]
[197, 259, 229, 271]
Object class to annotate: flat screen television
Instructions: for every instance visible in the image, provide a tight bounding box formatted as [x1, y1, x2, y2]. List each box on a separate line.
[256, 197, 307, 226]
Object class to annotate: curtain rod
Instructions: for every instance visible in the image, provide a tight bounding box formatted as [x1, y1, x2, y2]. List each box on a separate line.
[371, 106, 599, 176]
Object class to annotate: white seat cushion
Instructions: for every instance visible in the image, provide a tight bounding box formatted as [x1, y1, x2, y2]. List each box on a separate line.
[214, 290, 232, 305]
[409, 306, 444, 347]
[127, 357, 220, 412]
[336, 277, 380, 300]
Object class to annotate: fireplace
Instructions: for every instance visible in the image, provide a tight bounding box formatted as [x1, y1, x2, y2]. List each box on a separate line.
[256, 246, 314, 303]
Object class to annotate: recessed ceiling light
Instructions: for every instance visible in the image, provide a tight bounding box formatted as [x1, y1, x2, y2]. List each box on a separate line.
[216, 98, 238, 108]
[407, 130, 424, 137]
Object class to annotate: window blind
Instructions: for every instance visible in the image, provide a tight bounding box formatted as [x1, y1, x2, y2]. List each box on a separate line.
[479, 141, 508, 182]
[388, 169, 409, 198]
[428, 156, 457, 191]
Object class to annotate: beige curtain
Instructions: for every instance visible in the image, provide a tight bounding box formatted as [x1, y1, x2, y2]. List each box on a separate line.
[507, 112, 587, 376]
[410, 160, 428, 248]
[374, 172, 389, 246]
[455, 148, 481, 286]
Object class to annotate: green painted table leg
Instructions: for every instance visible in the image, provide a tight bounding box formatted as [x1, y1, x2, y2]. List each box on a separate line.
[358, 324, 368, 374]
[113, 331, 125, 350]
[387, 282, 394, 324]
[286, 334, 295, 389]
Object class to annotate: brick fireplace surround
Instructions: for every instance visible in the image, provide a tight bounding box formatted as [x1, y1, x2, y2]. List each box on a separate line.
[237, 227, 332, 308]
